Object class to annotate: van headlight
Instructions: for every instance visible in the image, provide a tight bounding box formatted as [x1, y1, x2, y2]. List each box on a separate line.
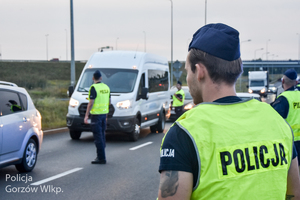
[116, 100, 131, 109]
[184, 103, 194, 110]
[69, 98, 79, 108]
[260, 88, 266, 93]
[248, 89, 253, 93]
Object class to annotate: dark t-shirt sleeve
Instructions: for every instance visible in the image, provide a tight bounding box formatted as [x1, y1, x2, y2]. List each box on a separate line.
[159, 123, 198, 186]
[292, 143, 297, 159]
[176, 94, 183, 99]
[89, 86, 97, 99]
[272, 96, 289, 119]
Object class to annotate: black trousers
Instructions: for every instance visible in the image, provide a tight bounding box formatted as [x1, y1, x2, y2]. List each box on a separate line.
[91, 114, 107, 161]
[174, 106, 183, 120]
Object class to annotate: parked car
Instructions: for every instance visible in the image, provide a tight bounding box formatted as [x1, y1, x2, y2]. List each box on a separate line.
[237, 92, 261, 101]
[0, 81, 43, 172]
[268, 83, 278, 94]
[169, 86, 194, 120]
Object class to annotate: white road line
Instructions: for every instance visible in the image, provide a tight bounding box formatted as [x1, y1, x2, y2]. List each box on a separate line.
[129, 142, 153, 150]
[30, 168, 83, 186]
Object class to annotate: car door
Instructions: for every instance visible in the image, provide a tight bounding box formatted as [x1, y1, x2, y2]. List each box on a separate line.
[0, 118, 3, 158]
[0, 90, 29, 155]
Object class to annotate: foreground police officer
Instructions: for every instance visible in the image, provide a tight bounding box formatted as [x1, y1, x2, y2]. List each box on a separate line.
[172, 81, 185, 120]
[84, 70, 110, 164]
[273, 69, 300, 168]
[157, 23, 300, 200]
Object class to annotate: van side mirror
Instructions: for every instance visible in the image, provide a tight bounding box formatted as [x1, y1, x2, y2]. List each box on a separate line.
[68, 85, 74, 97]
[246, 85, 249, 88]
[141, 87, 149, 100]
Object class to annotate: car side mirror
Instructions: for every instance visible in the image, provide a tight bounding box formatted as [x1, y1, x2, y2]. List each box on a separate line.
[68, 85, 74, 97]
[246, 85, 249, 88]
[141, 87, 149, 100]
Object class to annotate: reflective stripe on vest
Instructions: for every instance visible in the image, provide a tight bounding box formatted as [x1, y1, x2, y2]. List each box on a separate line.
[172, 89, 185, 107]
[162, 99, 293, 199]
[278, 90, 300, 141]
[89, 83, 110, 114]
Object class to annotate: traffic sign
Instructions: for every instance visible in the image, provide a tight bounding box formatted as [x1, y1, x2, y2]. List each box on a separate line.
[173, 60, 182, 69]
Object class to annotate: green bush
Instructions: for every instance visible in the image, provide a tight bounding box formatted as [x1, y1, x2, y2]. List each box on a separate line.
[33, 98, 69, 129]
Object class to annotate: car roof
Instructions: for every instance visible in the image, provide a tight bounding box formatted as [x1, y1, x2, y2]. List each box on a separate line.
[236, 92, 260, 98]
[0, 81, 27, 94]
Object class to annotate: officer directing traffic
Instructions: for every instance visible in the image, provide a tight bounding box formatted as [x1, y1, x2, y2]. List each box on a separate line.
[157, 23, 300, 199]
[84, 70, 110, 164]
[272, 69, 300, 169]
[172, 81, 185, 120]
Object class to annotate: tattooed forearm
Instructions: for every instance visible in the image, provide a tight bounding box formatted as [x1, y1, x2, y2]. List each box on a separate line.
[159, 171, 179, 198]
[286, 195, 295, 200]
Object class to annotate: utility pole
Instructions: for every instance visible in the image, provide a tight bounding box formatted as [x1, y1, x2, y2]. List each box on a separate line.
[70, 0, 75, 86]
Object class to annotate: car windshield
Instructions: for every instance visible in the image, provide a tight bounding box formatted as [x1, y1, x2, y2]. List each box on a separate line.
[250, 80, 264, 87]
[183, 89, 192, 100]
[239, 96, 261, 101]
[77, 68, 138, 93]
[170, 88, 193, 100]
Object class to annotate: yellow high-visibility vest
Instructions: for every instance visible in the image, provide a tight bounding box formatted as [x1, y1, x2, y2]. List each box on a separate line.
[172, 89, 185, 107]
[89, 83, 110, 115]
[278, 90, 300, 141]
[162, 99, 293, 200]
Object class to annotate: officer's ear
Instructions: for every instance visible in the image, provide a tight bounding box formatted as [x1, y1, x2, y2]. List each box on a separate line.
[195, 63, 205, 82]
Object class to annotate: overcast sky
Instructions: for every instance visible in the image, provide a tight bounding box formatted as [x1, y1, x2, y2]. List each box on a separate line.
[1, 0, 300, 62]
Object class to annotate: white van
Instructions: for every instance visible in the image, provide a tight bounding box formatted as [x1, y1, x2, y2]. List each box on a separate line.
[67, 51, 171, 141]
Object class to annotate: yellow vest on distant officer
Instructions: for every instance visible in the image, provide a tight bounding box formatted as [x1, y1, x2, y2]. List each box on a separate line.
[89, 83, 110, 115]
[172, 89, 185, 107]
[278, 90, 300, 141]
[162, 99, 293, 200]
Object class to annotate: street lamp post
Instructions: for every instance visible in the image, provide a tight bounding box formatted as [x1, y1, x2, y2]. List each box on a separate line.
[65, 29, 68, 60]
[116, 37, 119, 50]
[297, 33, 300, 61]
[169, 0, 173, 86]
[143, 31, 146, 52]
[254, 48, 263, 71]
[205, 0, 207, 25]
[45, 34, 49, 61]
[70, 0, 75, 86]
[241, 39, 251, 43]
[266, 39, 270, 60]
[254, 48, 264, 60]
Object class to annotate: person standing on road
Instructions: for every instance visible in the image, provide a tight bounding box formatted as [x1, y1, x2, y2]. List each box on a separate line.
[157, 23, 300, 200]
[272, 69, 300, 169]
[172, 81, 185, 120]
[84, 70, 110, 164]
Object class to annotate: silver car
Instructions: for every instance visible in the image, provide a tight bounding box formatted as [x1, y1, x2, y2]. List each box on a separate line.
[0, 81, 43, 172]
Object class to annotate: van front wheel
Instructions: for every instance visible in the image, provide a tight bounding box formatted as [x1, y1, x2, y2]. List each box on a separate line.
[150, 112, 165, 133]
[70, 130, 82, 140]
[129, 118, 140, 141]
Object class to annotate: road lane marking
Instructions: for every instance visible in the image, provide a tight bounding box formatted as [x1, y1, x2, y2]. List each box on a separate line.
[129, 142, 153, 150]
[30, 168, 83, 186]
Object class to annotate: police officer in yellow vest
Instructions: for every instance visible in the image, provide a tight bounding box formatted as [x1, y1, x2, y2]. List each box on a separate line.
[157, 23, 300, 200]
[272, 69, 300, 169]
[172, 81, 185, 120]
[84, 70, 110, 164]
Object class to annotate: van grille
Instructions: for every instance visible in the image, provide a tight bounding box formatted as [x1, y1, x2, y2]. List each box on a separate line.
[78, 103, 114, 118]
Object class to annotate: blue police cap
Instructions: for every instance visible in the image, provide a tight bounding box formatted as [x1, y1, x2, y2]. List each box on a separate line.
[284, 69, 297, 80]
[177, 81, 182, 85]
[188, 23, 240, 61]
[93, 70, 102, 79]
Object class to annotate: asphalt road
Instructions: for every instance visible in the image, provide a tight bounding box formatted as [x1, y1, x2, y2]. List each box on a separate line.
[0, 122, 173, 200]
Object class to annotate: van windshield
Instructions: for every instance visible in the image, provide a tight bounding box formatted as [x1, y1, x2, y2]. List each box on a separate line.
[250, 80, 264, 87]
[77, 68, 138, 93]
